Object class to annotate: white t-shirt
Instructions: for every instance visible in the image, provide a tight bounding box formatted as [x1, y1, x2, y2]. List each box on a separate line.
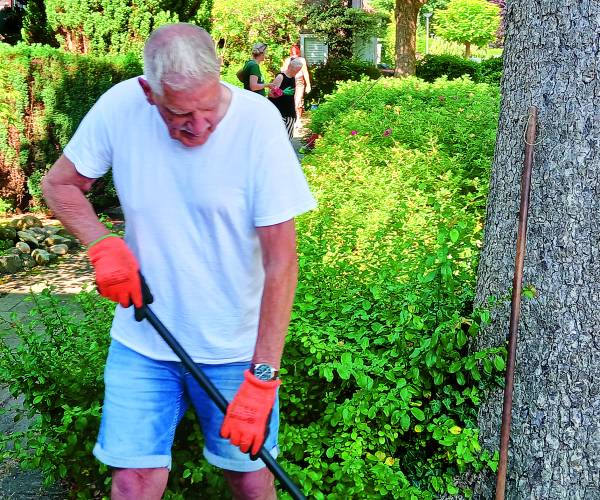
[64, 77, 316, 363]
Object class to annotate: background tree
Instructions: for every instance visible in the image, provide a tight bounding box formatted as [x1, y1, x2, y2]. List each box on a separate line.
[21, 0, 58, 46]
[393, 0, 428, 76]
[435, 0, 500, 58]
[474, 1, 600, 497]
[41, 0, 211, 54]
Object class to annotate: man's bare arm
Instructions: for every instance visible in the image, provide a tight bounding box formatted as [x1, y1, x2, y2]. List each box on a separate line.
[253, 219, 299, 370]
[41, 155, 109, 246]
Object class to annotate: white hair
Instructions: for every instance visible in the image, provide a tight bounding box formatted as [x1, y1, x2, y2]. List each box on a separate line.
[289, 58, 303, 70]
[143, 23, 221, 95]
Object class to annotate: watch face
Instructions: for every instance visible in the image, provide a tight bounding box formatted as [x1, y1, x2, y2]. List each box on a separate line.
[253, 364, 275, 381]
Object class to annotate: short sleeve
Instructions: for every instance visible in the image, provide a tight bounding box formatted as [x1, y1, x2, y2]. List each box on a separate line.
[248, 61, 261, 78]
[253, 135, 317, 227]
[63, 94, 113, 179]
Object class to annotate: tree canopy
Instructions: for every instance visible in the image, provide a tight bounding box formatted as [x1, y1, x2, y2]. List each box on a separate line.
[435, 0, 500, 57]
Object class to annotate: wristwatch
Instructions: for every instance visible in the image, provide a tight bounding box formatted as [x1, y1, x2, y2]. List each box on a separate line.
[250, 363, 280, 381]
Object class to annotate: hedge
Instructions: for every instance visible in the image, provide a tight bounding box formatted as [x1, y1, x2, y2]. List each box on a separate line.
[0, 44, 141, 210]
[416, 54, 503, 86]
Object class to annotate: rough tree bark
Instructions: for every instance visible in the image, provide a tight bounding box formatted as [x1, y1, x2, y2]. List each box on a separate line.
[474, 1, 600, 498]
[394, 0, 428, 76]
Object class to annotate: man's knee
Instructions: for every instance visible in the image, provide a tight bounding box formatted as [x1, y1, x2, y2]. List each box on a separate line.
[223, 468, 276, 500]
[112, 467, 168, 500]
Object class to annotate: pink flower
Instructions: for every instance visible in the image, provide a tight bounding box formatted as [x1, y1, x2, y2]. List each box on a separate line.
[350, 130, 358, 136]
[383, 128, 392, 137]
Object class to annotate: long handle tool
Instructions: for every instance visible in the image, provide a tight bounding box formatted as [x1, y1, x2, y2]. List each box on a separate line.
[134, 276, 306, 500]
[495, 106, 538, 500]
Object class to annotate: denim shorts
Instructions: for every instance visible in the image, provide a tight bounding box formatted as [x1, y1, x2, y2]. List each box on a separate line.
[93, 340, 279, 472]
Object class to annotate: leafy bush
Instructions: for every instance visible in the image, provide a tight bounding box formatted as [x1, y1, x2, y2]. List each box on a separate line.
[289, 76, 504, 497]
[475, 56, 503, 85]
[0, 44, 142, 210]
[309, 58, 381, 105]
[0, 77, 505, 498]
[0, 289, 114, 496]
[0, 197, 12, 215]
[416, 54, 503, 86]
[416, 54, 478, 83]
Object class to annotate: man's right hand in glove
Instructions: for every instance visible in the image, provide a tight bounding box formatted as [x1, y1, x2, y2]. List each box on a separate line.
[87, 235, 142, 308]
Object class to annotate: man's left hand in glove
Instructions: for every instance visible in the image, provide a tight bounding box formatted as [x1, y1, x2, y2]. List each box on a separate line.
[220, 370, 280, 456]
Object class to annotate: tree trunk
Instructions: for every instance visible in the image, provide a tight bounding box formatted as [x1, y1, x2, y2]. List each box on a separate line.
[474, 1, 600, 498]
[465, 41, 471, 58]
[394, 0, 427, 77]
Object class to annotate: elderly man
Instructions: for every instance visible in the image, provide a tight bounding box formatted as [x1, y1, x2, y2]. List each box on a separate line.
[42, 23, 315, 500]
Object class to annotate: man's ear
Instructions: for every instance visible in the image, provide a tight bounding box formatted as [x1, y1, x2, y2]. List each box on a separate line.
[138, 77, 157, 105]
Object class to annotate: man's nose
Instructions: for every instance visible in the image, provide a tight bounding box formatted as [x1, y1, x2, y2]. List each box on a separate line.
[186, 112, 211, 135]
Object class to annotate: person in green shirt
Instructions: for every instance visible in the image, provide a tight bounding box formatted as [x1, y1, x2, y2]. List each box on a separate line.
[242, 43, 270, 96]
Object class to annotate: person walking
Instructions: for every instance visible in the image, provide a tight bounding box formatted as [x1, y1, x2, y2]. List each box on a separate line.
[268, 59, 304, 139]
[241, 42, 270, 96]
[42, 23, 316, 500]
[282, 44, 311, 128]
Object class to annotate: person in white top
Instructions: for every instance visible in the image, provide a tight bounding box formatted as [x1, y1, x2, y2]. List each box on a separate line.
[42, 23, 316, 500]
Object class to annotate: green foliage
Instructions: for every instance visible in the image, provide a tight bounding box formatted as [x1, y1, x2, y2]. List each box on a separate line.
[291, 76, 504, 497]
[20, 0, 57, 46]
[302, 0, 387, 59]
[309, 58, 381, 105]
[36, 0, 211, 55]
[0, 198, 12, 215]
[436, 0, 501, 56]
[474, 56, 503, 85]
[211, 0, 302, 73]
[0, 77, 505, 498]
[416, 54, 478, 83]
[416, 54, 503, 85]
[0, 44, 141, 210]
[0, 289, 114, 495]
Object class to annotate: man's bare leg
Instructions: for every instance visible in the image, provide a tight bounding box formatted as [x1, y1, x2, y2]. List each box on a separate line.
[223, 468, 277, 500]
[111, 468, 169, 500]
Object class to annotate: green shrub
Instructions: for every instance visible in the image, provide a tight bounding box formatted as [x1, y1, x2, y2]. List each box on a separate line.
[0, 45, 142, 211]
[309, 58, 381, 105]
[475, 56, 503, 85]
[0, 289, 114, 495]
[0, 77, 505, 499]
[416, 54, 478, 83]
[0, 197, 12, 215]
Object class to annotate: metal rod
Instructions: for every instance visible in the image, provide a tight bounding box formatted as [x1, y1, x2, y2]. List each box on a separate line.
[138, 304, 306, 500]
[495, 106, 538, 499]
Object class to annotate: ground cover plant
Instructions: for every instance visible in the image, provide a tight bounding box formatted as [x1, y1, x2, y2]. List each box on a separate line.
[0, 77, 505, 498]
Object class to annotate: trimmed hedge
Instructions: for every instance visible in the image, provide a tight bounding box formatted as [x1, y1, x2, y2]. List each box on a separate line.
[416, 54, 503, 86]
[0, 44, 141, 210]
[309, 58, 381, 105]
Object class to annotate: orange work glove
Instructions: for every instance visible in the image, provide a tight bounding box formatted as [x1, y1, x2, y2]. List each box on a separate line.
[220, 370, 280, 456]
[87, 235, 142, 308]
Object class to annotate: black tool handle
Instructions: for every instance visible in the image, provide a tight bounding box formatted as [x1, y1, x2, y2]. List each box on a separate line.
[134, 277, 306, 500]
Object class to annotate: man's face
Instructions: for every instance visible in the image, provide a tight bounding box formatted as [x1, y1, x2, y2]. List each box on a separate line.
[140, 77, 226, 148]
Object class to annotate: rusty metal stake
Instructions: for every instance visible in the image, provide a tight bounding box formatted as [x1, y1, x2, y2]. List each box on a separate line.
[495, 106, 538, 500]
